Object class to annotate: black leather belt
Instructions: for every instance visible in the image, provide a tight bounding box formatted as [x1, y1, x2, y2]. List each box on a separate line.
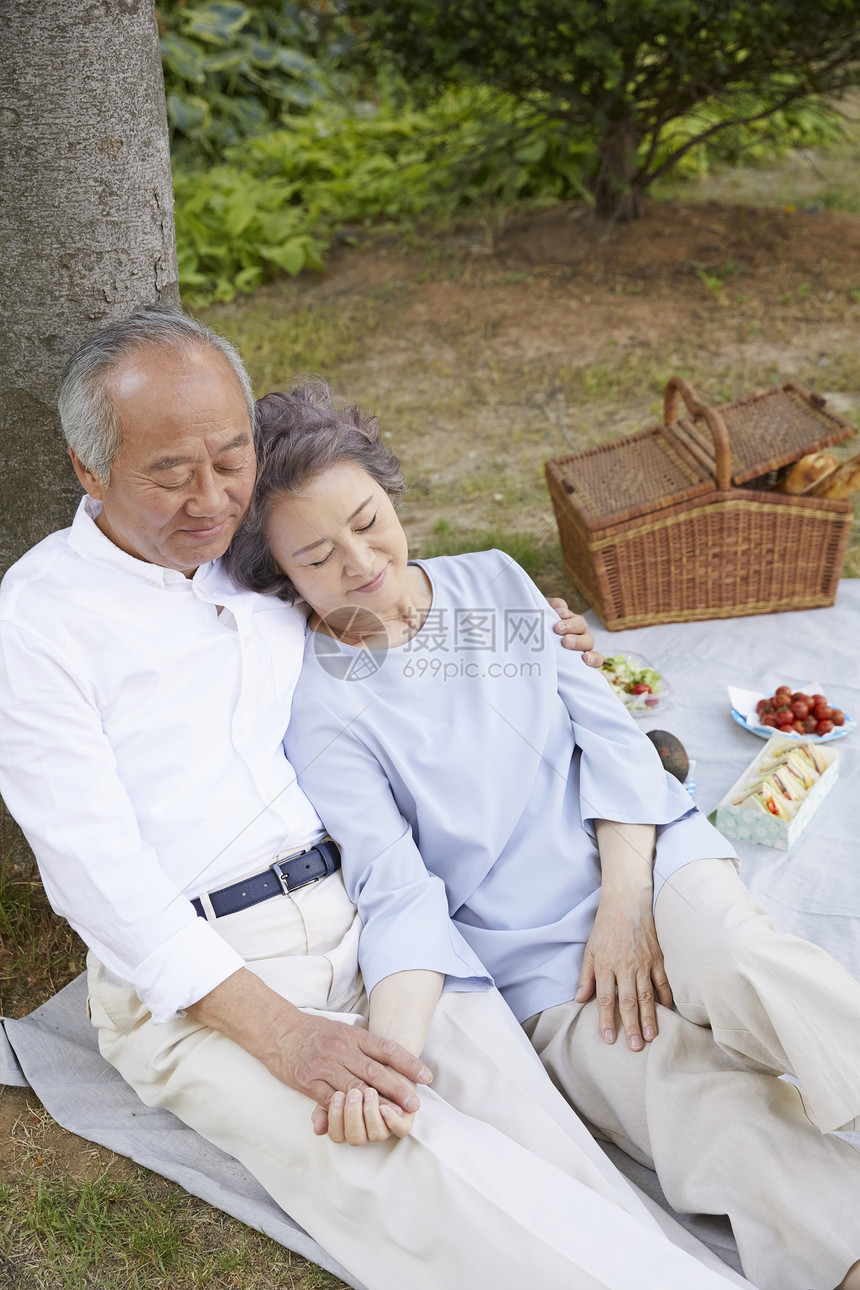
[191, 840, 341, 919]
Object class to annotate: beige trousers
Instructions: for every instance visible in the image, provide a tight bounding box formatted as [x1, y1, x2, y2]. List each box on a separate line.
[88, 871, 751, 1290]
[525, 857, 860, 1290]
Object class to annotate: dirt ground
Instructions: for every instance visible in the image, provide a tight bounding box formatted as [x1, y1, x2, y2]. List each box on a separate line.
[3, 164, 860, 1282]
[218, 191, 860, 570]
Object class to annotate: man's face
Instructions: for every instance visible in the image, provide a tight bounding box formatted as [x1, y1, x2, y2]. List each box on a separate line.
[71, 344, 257, 574]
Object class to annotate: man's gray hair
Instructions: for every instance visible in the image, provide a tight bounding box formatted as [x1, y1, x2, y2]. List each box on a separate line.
[58, 304, 254, 485]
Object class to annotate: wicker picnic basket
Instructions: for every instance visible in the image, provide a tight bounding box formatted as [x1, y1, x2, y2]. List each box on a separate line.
[545, 376, 856, 630]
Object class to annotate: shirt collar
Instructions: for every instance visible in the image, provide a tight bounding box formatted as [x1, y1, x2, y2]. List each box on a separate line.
[65, 496, 269, 610]
[67, 496, 207, 590]
[193, 553, 275, 611]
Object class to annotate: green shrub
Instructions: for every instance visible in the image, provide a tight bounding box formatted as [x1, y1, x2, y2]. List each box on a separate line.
[344, 0, 860, 219]
[173, 78, 841, 304]
[158, 0, 346, 153]
[173, 86, 594, 303]
[655, 95, 843, 181]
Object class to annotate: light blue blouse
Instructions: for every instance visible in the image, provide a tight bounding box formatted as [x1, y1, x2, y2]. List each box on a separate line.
[286, 550, 736, 1023]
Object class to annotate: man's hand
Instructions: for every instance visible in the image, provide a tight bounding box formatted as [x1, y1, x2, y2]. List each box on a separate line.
[271, 1007, 430, 1111]
[575, 887, 673, 1051]
[307, 967, 442, 1146]
[546, 598, 603, 667]
[187, 967, 431, 1115]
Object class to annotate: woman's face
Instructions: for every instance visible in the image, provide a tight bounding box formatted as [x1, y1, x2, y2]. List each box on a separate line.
[265, 462, 409, 625]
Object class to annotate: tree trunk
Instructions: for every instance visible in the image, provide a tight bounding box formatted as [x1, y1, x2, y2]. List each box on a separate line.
[0, 0, 180, 575]
[592, 118, 642, 221]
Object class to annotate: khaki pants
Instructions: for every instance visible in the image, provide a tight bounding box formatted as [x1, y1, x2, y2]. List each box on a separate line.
[525, 857, 860, 1290]
[88, 871, 750, 1290]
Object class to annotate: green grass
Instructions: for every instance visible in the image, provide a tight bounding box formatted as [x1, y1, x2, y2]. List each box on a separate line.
[0, 1173, 348, 1290]
[0, 804, 85, 1018]
[201, 288, 400, 393]
[418, 522, 584, 604]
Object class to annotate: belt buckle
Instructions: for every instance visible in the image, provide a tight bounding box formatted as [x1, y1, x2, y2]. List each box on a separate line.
[270, 848, 308, 896]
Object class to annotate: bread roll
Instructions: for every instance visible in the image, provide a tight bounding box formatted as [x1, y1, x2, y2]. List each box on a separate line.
[776, 452, 839, 494]
[810, 453, 860, 499]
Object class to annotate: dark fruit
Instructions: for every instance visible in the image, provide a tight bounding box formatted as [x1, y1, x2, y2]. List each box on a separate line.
[645, 730, 690, 783]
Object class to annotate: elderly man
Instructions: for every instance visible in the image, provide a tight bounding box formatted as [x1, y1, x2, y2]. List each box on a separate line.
[3, 307, 741, 1290]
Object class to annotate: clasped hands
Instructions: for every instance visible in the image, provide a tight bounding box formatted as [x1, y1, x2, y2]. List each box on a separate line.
[270, 1008, 427, 1146]
[186, 968, 427, 1150]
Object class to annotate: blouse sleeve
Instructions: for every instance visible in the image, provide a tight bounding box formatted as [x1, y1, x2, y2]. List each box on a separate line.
[556, 651, 699, 830]
[285, 688, 492, 998]
[512, 561, 699, 833]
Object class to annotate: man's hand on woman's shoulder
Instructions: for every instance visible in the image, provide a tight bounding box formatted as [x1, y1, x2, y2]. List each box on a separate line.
[546, 598, 603, 668]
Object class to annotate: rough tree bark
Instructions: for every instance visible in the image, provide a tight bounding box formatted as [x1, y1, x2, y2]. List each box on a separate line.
[0, 0, 180, 575]
[592, 118, 643, 221]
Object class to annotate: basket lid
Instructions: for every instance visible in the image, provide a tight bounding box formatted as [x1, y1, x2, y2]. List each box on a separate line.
[547, 425, 713, 527]
[675, 382, 856, 486]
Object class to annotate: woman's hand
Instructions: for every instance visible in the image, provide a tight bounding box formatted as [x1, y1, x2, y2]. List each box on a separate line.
[312, 1087, 416, 1145]
[575, 886, 673, 1051]
[546, 599, 603, 667]
[577, 821, 673, 1051]
[311, 969, 443, 1146]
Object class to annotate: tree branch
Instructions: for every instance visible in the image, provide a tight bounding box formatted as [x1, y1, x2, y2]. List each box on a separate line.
[635, 84, 818, 190]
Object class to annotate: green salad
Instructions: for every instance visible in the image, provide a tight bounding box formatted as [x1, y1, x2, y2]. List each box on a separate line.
[600, 654, 663, 711]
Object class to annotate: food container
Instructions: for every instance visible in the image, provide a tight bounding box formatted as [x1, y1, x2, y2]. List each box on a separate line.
[600, 651, 670, 716]
[715, 734, 839, 850]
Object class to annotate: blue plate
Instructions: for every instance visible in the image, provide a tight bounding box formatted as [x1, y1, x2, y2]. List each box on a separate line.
[730, 708, 855, 743]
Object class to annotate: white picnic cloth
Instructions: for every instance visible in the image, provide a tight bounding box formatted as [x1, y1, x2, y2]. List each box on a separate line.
[3, 580, 859, 1278]
[595, 581, 860, 979]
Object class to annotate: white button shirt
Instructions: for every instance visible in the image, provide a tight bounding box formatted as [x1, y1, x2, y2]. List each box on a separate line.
[0, 498, 323, 1022]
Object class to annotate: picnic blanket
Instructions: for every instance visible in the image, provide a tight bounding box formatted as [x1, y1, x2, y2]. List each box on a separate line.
[3, 580, 859, 1283]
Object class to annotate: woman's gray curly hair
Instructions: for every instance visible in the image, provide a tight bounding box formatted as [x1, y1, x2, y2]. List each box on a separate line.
[223, 379, 405, 602]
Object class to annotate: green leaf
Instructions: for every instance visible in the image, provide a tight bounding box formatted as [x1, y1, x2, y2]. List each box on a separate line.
[218, 95, 270, 134]
[246, 39, 282, 69]
[160, 32, 207, 84]
[222, 192, 260, 238]
[514, 137, 548, 163]
[199, 49, 249, 74]
[182, 3, 251, 46]
[166, 93, 212, 137]
[212, 277, 238, 302]
[234, 265, 263, 293]
[278, 48, 312, 74]
[258, 241, 307, 275]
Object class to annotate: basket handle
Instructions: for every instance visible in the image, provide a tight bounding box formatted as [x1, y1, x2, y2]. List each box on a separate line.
[663, 375, 732, 490]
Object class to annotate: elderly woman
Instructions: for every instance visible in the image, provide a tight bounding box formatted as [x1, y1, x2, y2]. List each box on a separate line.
[224, 382, 860, 1290]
